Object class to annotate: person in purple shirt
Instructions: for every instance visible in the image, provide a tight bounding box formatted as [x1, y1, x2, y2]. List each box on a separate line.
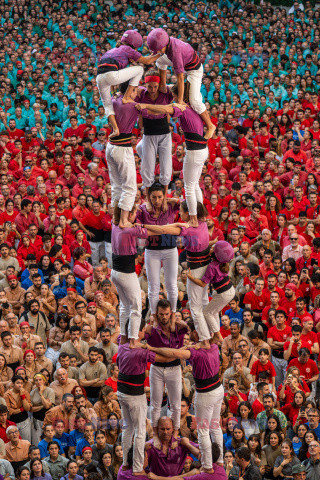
[136, 69, 173, 202]
[145, 417, 200, 477]
[146, 28, 214, 139]
[111, 204, 149, 345]
[105, 81, 140, 229]
[117, 324, 166, 476]
[136, 84, 213, 227]
[147, 443, 227, 480]
[96, 30, 159, 137]
[135, 182, 181, 322]
[144, 299, 188, 440]
[187, 240, 235, 347]
[146, 323, 225, 472]
[142, 201, 213, 350]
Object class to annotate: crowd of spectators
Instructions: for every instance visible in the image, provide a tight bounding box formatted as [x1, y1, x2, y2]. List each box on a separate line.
[2, 0, 320, 479]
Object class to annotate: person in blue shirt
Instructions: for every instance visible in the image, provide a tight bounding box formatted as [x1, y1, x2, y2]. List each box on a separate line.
[21, 264, 44, 290]
[68, 414, 87, 457]
[75, 423, 95, 461]
[54, 419, 70, 456]
[39, 424, 64, 459]
[225, 296, 244, 326]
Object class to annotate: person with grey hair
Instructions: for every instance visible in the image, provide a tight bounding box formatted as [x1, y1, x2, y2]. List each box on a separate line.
[251, 229, 281, 255]
[5, 424, 30, 471]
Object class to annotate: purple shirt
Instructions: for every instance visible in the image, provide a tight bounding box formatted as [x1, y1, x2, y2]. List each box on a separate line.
[145, 324, 187, 349]
[173, 106, 204, 136]
[139, 87, 173, 120]
[146, 437, 193, 476]
[189, 344, 220, 380]
[166, 37, 195, 74]
[111, 224, 148, 255]
[112, 95, 139, 133]
[180, 221, 209, 252]
[136, 203, 179, 250]
[100, 45, 141, 69]
[185, 465, 227, 480]
[201, 260, 228, 285]
[117, 342, 156, 375]
[117, 466, 147, 480]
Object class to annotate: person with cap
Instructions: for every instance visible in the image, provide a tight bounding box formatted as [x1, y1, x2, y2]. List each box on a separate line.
[146, 320, 223, 470]
[96, 30, 160, 138]
[135, 69, 174, 205]
[14, 321, 42, 354]
[147, 28, 215, 140]
[136, 85, 211, 227]
[292, 463, 307, 480]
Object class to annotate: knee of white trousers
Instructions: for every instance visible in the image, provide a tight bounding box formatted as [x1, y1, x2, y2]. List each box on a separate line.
[189, 99, 206, 115]
[159, 165, 172, 187]
[140, 168, 155, 188]
[129, 66, 144, 86]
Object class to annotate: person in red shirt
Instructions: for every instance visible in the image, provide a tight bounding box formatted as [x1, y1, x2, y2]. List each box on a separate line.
[220, 314, 231, 339]
[243, 277, 269, 322]
[64, 116, 80, 141]
[279, 283, 298, 315]
[280, 196, 299, 223]
[288, 348, 319, 385]
[256, 121, 274, 155]
[224, 378, 247, 415]
[104, 363, 118, 393]
[267, 309, 292, 389]
[283, 140, 308, 165]
[7, 119, 24, 140]
[243, 203, 269, 240]
[252, 382, 270, 419]
[250, 348, 276, 389]
[284, 325, 311, 362]
[0, 404, 20, 443]
[81, 200, 107, 266]
[300, 317, 319, 355]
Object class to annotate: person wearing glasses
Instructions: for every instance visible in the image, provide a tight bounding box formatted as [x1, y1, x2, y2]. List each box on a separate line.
[92, 129, 107, 152]
[302, 440, 320, 478]
[5, 424, 30, 472]
[282, 233, 304, 262]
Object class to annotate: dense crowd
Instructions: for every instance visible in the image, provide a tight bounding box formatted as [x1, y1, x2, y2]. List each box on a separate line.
[1, 1, 320, 480]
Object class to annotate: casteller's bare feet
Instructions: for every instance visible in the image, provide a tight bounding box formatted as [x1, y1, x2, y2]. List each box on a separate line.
[129, 338, 141, 349]
[133, 471, 147, 476]
[122, 96, 135, 104]
[188, 216, 198, 227]
[194, 340, 211, 350]
[212, 332, 223, 345]
[119, 220, 133, 229]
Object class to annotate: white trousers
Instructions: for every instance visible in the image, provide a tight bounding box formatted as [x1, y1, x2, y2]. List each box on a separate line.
[111, 270, 141, 340]
[118, 392, 147, 473]
[272, 356, 288, 390]
[183, 147, 208, 216]
[105, 242, 113, 269]
[194, 385, 224, 467]
[187, 265, 209, 341]
[96, 65, 144, 117]
[187, 65, 206, 115]
[145, 248, 178, 314]
[150, 364, 181, 430]
[106, 143, 137, 212]
[18, 417, 32, 443]
[137, 133, 172, 187]
[203, 286, 235, 335]
[89, 241, 105, 267]
[156, 57, 205, 115]
[31, 417, 43, 446]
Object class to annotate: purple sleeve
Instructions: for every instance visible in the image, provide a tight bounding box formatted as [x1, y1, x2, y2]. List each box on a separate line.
[201, 263, 215, 285]
[124, 45, 142, 62]
[171, 43, 185, 74]
[173, 106, 184, 118]
[135, 209, 143, 223]
[131, 225, 148, 239]
[179, 226, 188, 237]
[147, 350, 156, 364]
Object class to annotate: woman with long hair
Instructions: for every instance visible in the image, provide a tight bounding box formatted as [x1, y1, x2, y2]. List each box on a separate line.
[94, 386, 121, 429]
[97, 452, 113, 480]
[273, 439, 300, 479]
[0, 353, 13, 395]
[37, 283, 56, 319]
[30, 459, 52, 480]
[23, 350, 37, 380]
[298, 429, 318, 461]
[280, 390, 306, 426]
[30, 373, 55, 445]
[272, 214, 288, 248]
[265, 195, 281, 232]
[73, 246, 94, 280]
[262, 431, 282, 479]
[292, 424, 308, 456]
[46, 314, 69, 364]
[16, 466, 31, 480]
[261, 414, 284, 446]
[220, 397, 233, 433]
[112, 443, 123, 480]
[230, 425, 247, 453]
[247, 434, 267, 472]
[38, 255, 54, 284]
[236, 401, 259, 438]
[105, 413, 121, 445]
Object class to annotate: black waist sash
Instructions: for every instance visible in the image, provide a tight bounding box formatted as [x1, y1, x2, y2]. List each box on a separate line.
[184, 132, 207, 151]
[212, 276, 233, 294]
[118, 372, 145, 396]
[186, 247, 211, 270]
[97, 58, 120, 75]
[153, 359, 181, 368]
[143, 117, 170, 135]
[10, 411, 28, 424]
[185, 52, 201, 71]
[194, 374, 221, 393]
[112, 254, 136, 274]
[109, 133, 132, 147]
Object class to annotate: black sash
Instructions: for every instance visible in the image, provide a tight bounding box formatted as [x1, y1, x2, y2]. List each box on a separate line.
[186, 247, 211, 270]
[143, 117, 170, 136]
[185, 52, 201, 71]
[212, 276, 233, 293]
[184, 132, 207, 151]
[109, 133, 132, 147]
[194, 374, 221, 393]
[112, 254, 136, 273]
[117, 372, 145, 396]
[97, 58, 119, 75]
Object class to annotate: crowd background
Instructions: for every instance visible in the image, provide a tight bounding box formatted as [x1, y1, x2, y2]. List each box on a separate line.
[1, 0, 320, 480]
